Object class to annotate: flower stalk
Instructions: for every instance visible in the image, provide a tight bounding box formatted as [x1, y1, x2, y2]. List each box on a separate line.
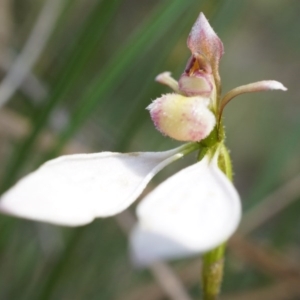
[201, 243, 226, 300]
[199, 132, 233, 299]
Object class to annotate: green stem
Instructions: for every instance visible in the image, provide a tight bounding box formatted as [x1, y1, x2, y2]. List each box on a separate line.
[201, 244, 225, 300]
[218, 144, 233, 181]
[179, 142, 201, 156]
[198, 137, 233, 299]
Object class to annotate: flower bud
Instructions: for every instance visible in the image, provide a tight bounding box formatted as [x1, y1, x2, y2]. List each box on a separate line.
[187, 13, 224, 79]
[148, 93, 216, 142]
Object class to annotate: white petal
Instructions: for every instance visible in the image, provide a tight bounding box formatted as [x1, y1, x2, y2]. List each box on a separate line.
[130, 156, 241, 266]
[220, 80, 287, 114]
[131, 225, 197, 267]
[155, 72, 180, 93]
[0, 148, 184, 226]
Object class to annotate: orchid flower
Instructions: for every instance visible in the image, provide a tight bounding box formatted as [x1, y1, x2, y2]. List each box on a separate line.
[129, 13, 286, 265]
[0, 12, 286, 283]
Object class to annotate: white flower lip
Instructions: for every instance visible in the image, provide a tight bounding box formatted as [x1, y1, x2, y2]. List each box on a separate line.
[130, 156, 241, 266]
[0, 148, 184, 226]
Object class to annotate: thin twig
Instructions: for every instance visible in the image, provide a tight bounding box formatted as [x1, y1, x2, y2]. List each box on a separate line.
[239, 175, 300, 235]
[220, 281, 300, 300]
[115, 211, 192, 300]
[0, 108, 87, 154]
[229, 234, 300, 279]
[0, 0, 64, 108]
[123, 260, 201, 300]
[0, 0, 12, 60]
[0, 51, 48, 102]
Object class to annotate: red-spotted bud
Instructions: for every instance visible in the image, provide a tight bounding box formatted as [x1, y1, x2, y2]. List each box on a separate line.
[148, 94, 216, 142]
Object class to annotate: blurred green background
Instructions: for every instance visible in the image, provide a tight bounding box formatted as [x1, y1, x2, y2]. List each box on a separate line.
[0, 0, 299, 299]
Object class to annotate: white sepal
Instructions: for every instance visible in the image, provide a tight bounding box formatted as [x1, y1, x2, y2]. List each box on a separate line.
[131, 225, 197, 267]
[0, 148, 184, 226]
[130, 156, 241, 266]
[155, 72, 180, 93]
[220, 80, 287, 114]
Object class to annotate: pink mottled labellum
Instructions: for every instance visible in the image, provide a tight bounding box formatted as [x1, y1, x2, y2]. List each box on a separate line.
[148, 93, 216, 142]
